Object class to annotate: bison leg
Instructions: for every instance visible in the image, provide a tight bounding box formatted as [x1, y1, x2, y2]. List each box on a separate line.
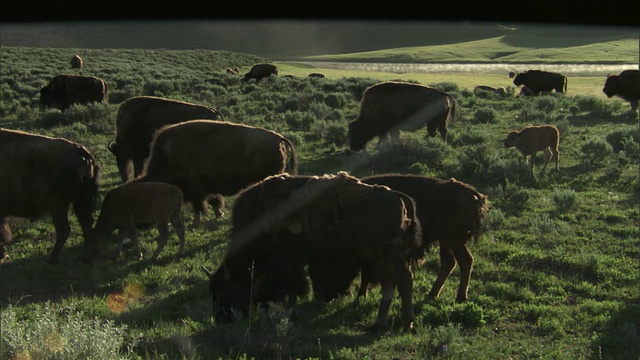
[150, 223, 170, 261]
[541, 148, 553, 173]
[72, 201, 95, 262]
[371, 282, 395, 330]
[48, 205, 72, 264]
[451, 243, 474, 303]
[528, 154, 535, 175]
[171, 211, 186, 257]
[396, 263, 416, 331]
[428, 245, 457, 299]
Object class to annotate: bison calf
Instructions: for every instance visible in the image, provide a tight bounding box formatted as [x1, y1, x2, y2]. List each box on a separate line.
[92, 182, 185, 261]
[504, 125, 560, 175]
[361, 174, 489, 304]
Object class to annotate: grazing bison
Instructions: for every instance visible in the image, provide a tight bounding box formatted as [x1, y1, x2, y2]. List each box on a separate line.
[207, 172, 423, 330]
[226, 67, 240, 75]
[308, 73, 325, 78]
[474, 85, 507, 97]
[107, 96, 224, 183]
[0, 128, 99, 264]
[512, 70, 567, 95]
[361, 174, 489, 303]
[70, 54, 83, 69]
[504, 125, 560, 175]
[243, 63, 278, 82]
[602, 69, 640, 114]
[133, 120, 297, 227]
[40, 74, 108, 110]
[348, 81, 457, 151]
[92, 182, 185, 261]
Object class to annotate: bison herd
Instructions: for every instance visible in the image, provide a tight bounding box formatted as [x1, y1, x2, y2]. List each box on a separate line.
[1, 62, 638, 331]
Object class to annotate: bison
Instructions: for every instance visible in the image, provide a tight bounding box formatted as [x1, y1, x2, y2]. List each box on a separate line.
[308, 73, 325, 78]
[207, 172, 423, 330]
[107, 96, 224, 183]
[226, 67, 240, 75]
[39, 74, 108, 110]
[348, 81, 457, 151]
[473, 85, 507, 97]
[243, 63, 278, 82]
[0, 128, 99, 264]
[92, 181, 185, 261]
[504, 125, 560, 175]
[602, 69, 640, 115]
[361, 174, 489, 303]
[512, 70, 567, 95]
[133, 119, 298, 228]
[70, 54, 83, 69]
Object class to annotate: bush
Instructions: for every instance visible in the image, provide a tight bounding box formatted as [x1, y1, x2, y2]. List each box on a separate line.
[473, 107, 498, 124]
[552, 188, 577, 212]
[1, 301, 136, 359]
[581, 138, 613, 168]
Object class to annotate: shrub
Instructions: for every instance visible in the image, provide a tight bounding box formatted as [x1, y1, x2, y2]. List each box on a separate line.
[473, 107, 498, 124]
[580, 138, 613, 168]
[552, 188, 577, 212]
[323, 92, 348, 109]
[606, 127, 639, 152]
[1, 301, 136, 359]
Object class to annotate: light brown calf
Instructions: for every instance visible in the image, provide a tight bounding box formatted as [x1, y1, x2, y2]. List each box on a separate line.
[92, 182, 185, 261]
[504, 125, 560, 175]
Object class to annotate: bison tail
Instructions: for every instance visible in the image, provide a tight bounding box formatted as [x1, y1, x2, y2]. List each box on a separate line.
[282, 138, 298, 175]
[446, 95, 458, 125]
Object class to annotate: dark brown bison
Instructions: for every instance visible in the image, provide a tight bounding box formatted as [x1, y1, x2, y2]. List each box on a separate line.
[602, 69, 640, 114]
[133, 119, 297, 227]
[0, 128, 99, 264]
[512, 70, 567, 95]
[92, 181, 185, 261]
[39, 74, 108, 110]
[308, 73, 325, 78]
[361, 174, 489, 303]
[70, 54, 83, 69]
[473, 85, 507, 97]
[207, 172, 423, 330]
[348, 81, 457, 151]
[243, 63, 278, 82]
[107, 96, 224, 183]
[504, 125, 560, 175]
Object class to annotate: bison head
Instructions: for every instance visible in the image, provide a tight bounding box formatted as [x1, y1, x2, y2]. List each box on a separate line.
[602, 74, 619, 98]
[504, 131, 520, 148]
[348, 119, 373, 151]
[39, 86, 67, 110]
[207, 263, 257, 323]
[512, 73, 525, 87]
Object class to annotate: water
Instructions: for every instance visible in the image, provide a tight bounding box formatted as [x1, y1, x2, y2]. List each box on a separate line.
[287, 61, 639, 76]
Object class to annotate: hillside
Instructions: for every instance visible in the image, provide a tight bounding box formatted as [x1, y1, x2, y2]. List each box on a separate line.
[1, 20, 638, 62]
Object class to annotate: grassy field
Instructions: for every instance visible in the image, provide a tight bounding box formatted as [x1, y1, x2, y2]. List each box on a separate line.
[0, 37, 639, 360]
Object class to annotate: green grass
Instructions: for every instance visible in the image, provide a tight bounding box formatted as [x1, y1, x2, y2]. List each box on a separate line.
[1, 42, 639, 360]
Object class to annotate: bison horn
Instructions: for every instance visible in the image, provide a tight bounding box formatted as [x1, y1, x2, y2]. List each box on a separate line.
[107, 140, 115, 151]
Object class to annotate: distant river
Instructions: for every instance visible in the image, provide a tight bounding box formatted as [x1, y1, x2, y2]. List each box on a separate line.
[286, 61, 639, 76]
